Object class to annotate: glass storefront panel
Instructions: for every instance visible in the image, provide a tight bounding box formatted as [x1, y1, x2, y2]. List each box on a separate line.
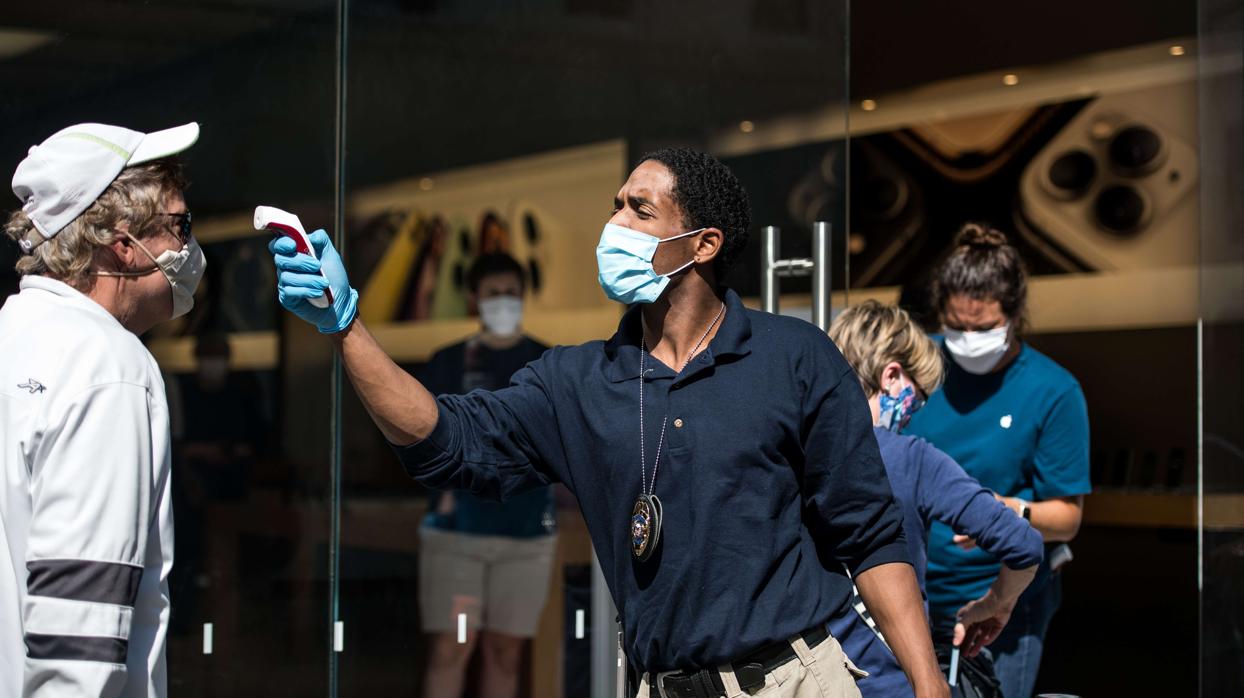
[7, 2, 1242, 696]
[336, 2, 850, 696]
[840, 4, 1206, 695]
[1198, 0, 1244, 694]
[0, 5, 340, 695]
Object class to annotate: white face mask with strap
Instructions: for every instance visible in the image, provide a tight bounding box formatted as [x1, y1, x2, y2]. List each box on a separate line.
[479, 295, 523, 337]
[942, 324, 1010, 374]
[95, 230, 206, 319]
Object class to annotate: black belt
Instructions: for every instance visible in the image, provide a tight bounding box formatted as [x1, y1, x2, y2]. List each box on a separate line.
[649, 625, 829, 698]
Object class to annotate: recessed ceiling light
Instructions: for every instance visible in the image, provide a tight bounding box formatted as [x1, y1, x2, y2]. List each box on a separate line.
[861, 99, 877, 111]
[1003, 74, 1019, 86]
[1169, 45, 1186, 56]
[739, 120, 755, 133]
[849, 233, 867, 255]
[0, 28, 56, 60]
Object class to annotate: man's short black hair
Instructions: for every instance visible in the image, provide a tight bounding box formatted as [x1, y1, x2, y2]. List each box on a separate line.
[467, 252, 526, 294]
[639, 148, 751, 279]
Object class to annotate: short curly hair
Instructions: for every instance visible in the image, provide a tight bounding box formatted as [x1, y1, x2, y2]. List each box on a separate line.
[5, 158, 187, 289]
[639, 148, 751, 280]
[830, 300, 945, 397]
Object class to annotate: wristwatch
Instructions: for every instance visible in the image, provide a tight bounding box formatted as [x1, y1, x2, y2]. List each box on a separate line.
[1016, 498, 1031, 521]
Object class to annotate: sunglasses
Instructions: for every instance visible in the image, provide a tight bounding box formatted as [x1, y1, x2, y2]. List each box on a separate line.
[157, 211, 193, 244]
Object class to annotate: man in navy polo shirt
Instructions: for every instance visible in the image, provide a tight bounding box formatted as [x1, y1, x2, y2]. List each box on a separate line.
[269, 148, 948, 698]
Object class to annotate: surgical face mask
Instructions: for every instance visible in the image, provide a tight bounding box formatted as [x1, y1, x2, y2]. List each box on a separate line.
[479, 295, 523, 337]
[595, 223, 704, 305]
[942, 324, 1010, 374]
[98, 232, 206, 320]
[878, 381, 925, 433]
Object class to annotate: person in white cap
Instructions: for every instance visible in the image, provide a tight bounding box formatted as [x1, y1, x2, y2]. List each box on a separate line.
[0, 122, 202, 698]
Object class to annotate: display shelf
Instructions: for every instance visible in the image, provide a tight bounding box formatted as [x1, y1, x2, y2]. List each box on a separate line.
[146, 305, 623, 372]
[148, 262, 1225, 373]
[1084, 492, 1244, 530]
[369, 304, 623, 363]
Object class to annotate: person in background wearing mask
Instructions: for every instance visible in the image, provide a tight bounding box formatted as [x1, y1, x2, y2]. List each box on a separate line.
[826, 301, 1042, 698]
[269, 147, 950, 698]
[0, 122, 204, 698]
[907, 224, 1090, 698]
[416, 253, 554, 698]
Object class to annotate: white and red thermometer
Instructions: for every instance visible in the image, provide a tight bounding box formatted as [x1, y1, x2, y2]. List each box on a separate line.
[254, 205, 333, 309]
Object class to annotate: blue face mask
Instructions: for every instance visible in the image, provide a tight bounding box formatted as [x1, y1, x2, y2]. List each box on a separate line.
[878, 383, 925, 433]
[596, 223, 704, 304]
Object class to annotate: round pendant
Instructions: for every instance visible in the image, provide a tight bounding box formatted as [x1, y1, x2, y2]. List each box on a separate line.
[631, 494, 663, 561]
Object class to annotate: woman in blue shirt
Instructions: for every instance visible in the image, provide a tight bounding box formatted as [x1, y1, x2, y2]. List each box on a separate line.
[828, 301, 1043, 697]
[907, 224, 1091, 698]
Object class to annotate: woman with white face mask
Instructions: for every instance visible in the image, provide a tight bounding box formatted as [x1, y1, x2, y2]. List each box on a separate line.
[906, 224, 1090, 698]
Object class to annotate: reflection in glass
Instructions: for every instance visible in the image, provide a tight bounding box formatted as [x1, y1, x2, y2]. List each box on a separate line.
[415, 255, 556, 698]
[1198, 0, 1244, 694]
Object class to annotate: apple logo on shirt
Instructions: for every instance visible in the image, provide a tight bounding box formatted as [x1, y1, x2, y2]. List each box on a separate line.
[1000, 414, 1013, 429]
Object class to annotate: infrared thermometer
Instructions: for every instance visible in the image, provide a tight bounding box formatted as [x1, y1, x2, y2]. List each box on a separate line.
[254, 205, 333, 308]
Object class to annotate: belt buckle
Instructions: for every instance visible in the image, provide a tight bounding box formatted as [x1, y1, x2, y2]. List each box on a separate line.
[654, 669, 679, 698]
[734, 662, 766, 693]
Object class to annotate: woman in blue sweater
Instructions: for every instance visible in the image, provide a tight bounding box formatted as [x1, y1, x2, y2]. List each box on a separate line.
[827, 301, 1043, 697]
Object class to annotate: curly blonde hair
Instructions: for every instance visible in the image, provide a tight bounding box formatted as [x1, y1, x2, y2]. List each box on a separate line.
[5, 158, 186, 289]
[829, 300, 945, 397]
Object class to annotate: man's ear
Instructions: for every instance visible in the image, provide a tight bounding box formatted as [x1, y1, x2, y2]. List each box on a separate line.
[105, 231, 135, 266]
[693, 227, 723, 265]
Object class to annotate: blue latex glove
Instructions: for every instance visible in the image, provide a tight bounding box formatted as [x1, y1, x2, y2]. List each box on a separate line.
[269, 229, 359, 334]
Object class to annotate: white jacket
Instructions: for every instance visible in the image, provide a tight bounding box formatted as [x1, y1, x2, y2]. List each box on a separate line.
[0, 276, 172, 698]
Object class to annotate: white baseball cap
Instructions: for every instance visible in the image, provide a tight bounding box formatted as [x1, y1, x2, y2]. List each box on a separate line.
[11, 122, 200, 252]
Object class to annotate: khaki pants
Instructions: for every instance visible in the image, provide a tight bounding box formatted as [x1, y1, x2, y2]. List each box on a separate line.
[637, 633, 868, 698]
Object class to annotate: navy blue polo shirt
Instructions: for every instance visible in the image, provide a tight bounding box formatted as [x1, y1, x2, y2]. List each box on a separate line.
[418, 336, 555, 539]
[393, 289, 910, 672]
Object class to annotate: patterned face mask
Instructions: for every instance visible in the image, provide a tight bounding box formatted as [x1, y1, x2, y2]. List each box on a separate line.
[878, 382, 925, 433]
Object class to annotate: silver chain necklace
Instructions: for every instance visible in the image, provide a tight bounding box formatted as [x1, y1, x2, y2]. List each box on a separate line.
[630, 302, 726, 561]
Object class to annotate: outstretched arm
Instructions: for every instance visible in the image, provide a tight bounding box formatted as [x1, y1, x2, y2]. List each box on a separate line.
[330, 318, 438, 445]
[270, 230, 560, 497]
[270, 229, 437, 445]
